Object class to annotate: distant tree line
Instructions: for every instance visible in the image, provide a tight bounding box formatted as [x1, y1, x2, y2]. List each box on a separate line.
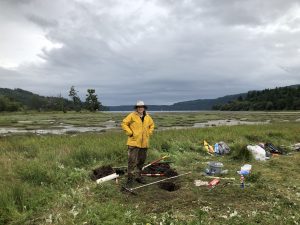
[213, 86, 300, 111]
[0, 95, 22, 112]
[0, 87, 107, 112]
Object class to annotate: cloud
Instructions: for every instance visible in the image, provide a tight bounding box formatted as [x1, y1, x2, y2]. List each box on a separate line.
[0, 0, 300, 105]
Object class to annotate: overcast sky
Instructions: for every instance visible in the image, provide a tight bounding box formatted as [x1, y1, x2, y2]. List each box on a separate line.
[0, 0, 300, 105]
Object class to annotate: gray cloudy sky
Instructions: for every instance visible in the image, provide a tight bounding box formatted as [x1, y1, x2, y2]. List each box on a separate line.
[0, 0, 300, 105]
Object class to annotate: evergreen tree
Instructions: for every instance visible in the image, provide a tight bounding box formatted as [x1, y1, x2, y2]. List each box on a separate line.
[68, 86, 81, 111]
[85, 89, 101, 112]
[215, 86, 300, 111]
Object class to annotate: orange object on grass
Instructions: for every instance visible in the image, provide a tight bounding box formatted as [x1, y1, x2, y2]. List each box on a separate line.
[208, 178, 220, 187]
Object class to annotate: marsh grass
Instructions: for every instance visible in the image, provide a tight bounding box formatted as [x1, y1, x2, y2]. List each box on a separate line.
[16, 161, 57, 186]
[0, 112, 300, 224]
[7, 139, 39, 158]
[0, 111, 122, 130]
[231, 144, 253, 161]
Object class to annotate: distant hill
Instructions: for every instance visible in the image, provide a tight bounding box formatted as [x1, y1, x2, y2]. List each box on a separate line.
[0, 88, 73, 111]
[2, 84, 299, 112]
[213, 85, 300, 111]
[108, 93, 247, 111]
[108, 84, 300, 111]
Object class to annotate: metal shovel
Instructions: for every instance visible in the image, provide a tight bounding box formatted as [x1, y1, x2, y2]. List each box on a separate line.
[121, 171, 191, 195]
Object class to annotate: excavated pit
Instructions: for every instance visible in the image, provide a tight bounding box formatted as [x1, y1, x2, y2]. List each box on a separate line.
[158, 182, 180, 192]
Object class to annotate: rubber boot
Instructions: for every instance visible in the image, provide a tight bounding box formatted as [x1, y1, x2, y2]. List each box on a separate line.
[126, 174, 134, 187]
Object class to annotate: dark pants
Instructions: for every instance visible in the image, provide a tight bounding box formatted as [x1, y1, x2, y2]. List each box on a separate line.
[128, 146, 147, 178]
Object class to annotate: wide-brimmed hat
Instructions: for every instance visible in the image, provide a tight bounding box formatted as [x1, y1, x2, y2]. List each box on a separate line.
[134, 100, 148, 109]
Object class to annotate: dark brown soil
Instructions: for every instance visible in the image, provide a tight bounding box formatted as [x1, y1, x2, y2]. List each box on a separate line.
[158, 182, 180, 191]
[164, 169, 178, 177]
[143, 162, 178, 177]
[90, 165, 114, 181]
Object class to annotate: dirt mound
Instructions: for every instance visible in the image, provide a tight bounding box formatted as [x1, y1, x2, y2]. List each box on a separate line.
[158, 182, 180, 192]
[143, 162, 178, 177]
[164, 169, 178, 177]
[90, 165, 114, 181]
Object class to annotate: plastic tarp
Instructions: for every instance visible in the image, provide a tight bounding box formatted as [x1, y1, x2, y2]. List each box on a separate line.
[247, 145, 268, 161]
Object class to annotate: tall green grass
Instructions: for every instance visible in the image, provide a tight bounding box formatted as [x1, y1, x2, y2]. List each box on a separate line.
[0, 120, 299, 224]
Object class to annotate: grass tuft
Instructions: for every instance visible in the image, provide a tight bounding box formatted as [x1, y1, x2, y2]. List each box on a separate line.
[231, 144, 254, 161]
[16, 161, 56, 185]
[245, 134, 262, 142]
[161, 141, 171, 152]
[246, 171, 262, 182]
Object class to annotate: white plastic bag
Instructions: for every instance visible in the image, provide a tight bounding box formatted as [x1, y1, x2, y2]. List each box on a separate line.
[247, 145, 267, 161]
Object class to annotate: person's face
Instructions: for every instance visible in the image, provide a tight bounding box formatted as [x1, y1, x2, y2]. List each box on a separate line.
[137, 106, 145, 114]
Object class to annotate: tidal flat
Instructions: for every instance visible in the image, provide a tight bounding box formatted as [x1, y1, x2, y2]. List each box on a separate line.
[0, 111, 299, 224]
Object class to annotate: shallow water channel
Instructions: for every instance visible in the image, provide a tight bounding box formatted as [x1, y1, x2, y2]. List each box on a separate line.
[193, 119, 270, 127]
[0, 120, 117, 136]
[158, 119, 270, 130]
[0, 119, 271, 135]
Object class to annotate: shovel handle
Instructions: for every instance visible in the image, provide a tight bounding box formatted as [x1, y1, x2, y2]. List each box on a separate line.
[130, 171, 192, 191]
[142, 155, 169, 170]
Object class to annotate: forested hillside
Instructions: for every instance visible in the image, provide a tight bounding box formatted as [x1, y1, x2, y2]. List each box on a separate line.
[2, 85, 299, 112]
[108, 93, 247, 111]
[0, 88, 73, 112]
[213, 85, 300, 110]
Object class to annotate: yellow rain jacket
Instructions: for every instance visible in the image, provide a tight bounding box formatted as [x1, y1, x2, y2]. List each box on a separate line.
[121, 112, 155, 148]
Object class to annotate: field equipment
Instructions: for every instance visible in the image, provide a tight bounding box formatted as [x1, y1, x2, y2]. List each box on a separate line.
[141, 173, 165, 177]
[142, 162, 178, 177]
[96, 173, 119, 184]
[204, 175, 236, 180]
[194, 180, 209, 186]
[121, 171, 191, 195]
[207, 178, 220, 191]
[208, 178, 220, 187]
[215, 141, 231, 155]
[205, 162, 224, 175]
[142, 155, 169, 171]
[265, 142, 285, 154]
[203, 140, 214, 155]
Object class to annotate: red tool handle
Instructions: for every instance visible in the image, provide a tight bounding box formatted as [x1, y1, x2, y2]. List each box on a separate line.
[141, 173, 165, 177]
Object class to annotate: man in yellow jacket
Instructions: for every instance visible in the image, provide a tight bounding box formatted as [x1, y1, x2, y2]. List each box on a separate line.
[121, 100, 155, 185]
